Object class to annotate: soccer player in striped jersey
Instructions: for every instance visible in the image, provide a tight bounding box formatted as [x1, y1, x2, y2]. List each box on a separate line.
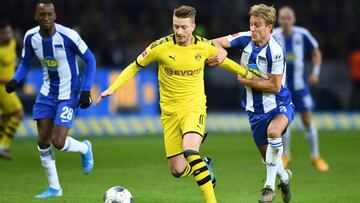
[96, 5, 257, 203]
[0, 20, 25, 160]
[209, 4, 293, 202]
[5, 0, 96, 198]
[272, 6, 329, 172]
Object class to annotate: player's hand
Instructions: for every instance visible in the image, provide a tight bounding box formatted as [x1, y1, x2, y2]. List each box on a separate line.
[95, 89, 114, 105]
[237, 75, 248, 84]
[5, 79, 18, 93]
[206, 47, 227, 66]
[308, 73, 319, 86]
[78, 91, 92, 109]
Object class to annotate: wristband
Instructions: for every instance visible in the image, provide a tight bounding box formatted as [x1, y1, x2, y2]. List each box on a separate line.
[312, 66, 320, 75]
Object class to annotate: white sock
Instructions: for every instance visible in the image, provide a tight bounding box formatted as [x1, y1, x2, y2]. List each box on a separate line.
[282, 129, 291, 157]
[38, 146, 61, 190]
[60, 137, 88, 154]
[304, 123, 320, 158]
[277, 159, 289, 184]
[264, 138, 283, 190]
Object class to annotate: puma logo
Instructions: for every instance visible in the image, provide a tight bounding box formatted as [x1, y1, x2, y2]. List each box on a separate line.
[169, 55, 176, 61]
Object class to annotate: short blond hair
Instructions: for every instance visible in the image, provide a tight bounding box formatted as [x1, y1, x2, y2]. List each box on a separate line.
[249, 4, 276, 26]
[174, 5, 196, 21]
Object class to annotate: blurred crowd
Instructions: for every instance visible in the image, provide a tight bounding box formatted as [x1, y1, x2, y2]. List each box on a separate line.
[1, 0, 359, 66]
[1, 0, 360, 110]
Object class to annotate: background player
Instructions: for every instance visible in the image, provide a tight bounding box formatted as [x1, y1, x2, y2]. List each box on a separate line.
[5, 0, 96, 198]
[272, 6, 329, 171]
[96, 5, 256, 203]
[210, 4, 293, 202]
[0, 20, 25, 160]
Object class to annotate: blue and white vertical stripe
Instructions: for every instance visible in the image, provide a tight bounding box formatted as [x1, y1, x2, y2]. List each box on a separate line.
[226, 31, 292, 113]
[21, 24, 88, 100]
[272, 26, 319, 91]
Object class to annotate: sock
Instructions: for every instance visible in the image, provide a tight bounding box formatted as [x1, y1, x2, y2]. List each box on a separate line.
[179, 163, 193, 178]
[304, 123, 320, 158]
[1, 116, 21, 149]
[282, 129, 291, 157]
[264, 138, 283, 191]
[60, 136, 88, 154]
[38, 146, 61, 190]
[277, 159, 289, 184]
[184, 150, 217, 203]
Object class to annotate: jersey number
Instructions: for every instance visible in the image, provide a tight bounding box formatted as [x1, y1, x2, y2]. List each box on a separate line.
[60, 106, 74, 121]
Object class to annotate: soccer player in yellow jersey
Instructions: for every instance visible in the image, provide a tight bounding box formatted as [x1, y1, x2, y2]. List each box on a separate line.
[96, 5, 256, 203]
[0, 20, 24, 160]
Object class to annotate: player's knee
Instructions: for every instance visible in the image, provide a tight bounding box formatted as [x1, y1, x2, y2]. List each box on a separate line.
[267, 129, 280, 139]
[170, 166, 186, 178]
[52, 138, 65, 150]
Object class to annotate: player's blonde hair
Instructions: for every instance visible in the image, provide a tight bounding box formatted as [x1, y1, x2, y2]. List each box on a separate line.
[173, 5, 196, 22]
[249, 4, 276, 26]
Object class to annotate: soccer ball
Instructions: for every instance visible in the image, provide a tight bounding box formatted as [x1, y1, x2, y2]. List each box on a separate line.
[103, 186, 133, 203]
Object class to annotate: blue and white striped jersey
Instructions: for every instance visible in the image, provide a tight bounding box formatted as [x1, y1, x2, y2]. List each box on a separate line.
[14, 23, 96, 100]
[272, 26, 318, 91]
[226, 31, 292, 113]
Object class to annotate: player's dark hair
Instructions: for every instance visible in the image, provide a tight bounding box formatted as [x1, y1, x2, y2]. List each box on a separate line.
[174, 5, 196, 21]
[0, 19, 11, 30]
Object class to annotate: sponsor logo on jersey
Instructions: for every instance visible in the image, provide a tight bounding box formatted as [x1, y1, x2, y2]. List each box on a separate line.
[164, 67, 202, 76]
[140, 50, 148, 60]
[43, 56, 59, 72]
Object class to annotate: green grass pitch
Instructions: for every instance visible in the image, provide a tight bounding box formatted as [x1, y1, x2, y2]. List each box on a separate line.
[0, 130, 359, 203]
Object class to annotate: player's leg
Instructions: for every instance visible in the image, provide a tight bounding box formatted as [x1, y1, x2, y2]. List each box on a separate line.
[281, 128, 291, 168]
[53, 99, 93, 174]
[300, 111, 329, 171]
[182, 112, 216, 203]
[0, 91, 24, 159]
[36, 118, 63, 198]
[183, 132, 216, 203]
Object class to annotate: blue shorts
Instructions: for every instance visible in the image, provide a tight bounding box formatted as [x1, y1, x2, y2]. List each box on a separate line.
[290, 87, 315, 112]
[33, 94, 79, 128]
[248, 104, 295, 147]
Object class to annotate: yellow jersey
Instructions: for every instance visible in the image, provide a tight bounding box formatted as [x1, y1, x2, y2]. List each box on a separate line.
[109, 34, 252, 114]
[0, 39, 17, 81]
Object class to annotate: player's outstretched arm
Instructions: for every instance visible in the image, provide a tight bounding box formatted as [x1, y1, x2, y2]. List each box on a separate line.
[218, 58, 255, 79]
[95, 89, 114, 105]
[95, 62, 142, 105]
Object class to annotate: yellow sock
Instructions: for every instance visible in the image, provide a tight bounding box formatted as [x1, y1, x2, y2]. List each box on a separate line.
[2, 116, 21, 149]
[184, 150, 217, 203]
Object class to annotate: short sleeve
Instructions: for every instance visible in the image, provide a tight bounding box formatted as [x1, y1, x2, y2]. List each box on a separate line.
[225, 31, 252, 49]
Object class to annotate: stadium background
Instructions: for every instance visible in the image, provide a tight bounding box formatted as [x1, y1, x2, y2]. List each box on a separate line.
[1, 0, 360, 136]
[1, 0, 360, 202]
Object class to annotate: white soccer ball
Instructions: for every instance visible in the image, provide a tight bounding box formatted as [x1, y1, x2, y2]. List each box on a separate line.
[103, 186, 133, 203]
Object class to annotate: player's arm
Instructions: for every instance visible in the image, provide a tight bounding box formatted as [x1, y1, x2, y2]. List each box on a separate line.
[207, 32, 249, 66]
[309, 48, 322, 86]
[5, 34, 34, 93]
[238, 52, 286, 93]
[95, 44, 158, 105]
[238, 73, 283, 93]
[70, 30, 97, 108]
[218, 58, 254, 79]
[303, 30, 322, 86]
[206, 38, 231, 66]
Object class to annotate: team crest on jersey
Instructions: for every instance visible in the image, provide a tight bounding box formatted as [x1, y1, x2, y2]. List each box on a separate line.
[195, 53, 202, 61]
[43, 56, 59, 72]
